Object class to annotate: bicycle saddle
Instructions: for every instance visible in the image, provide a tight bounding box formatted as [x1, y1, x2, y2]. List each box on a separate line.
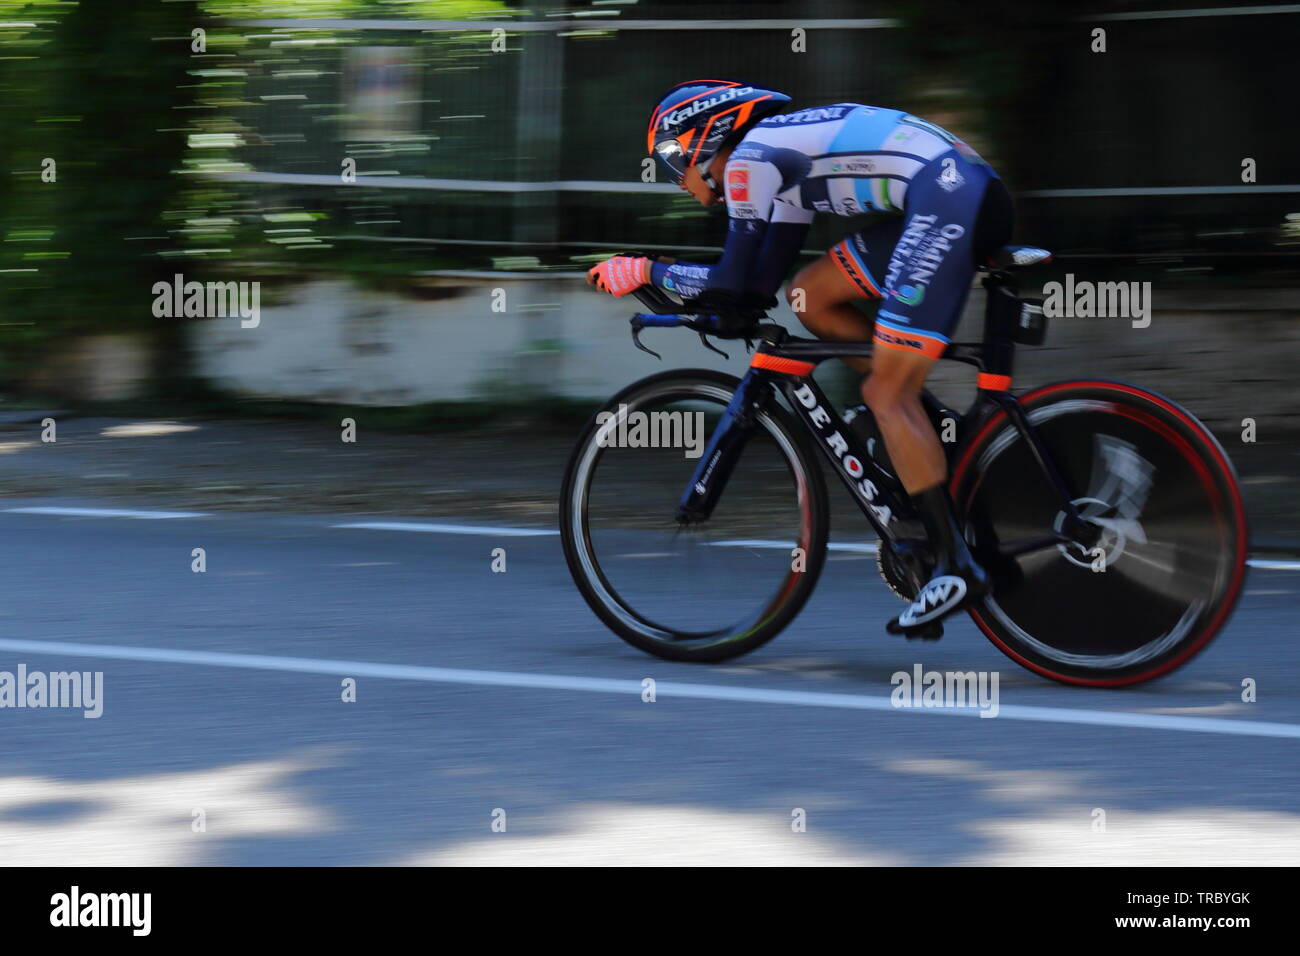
[987, 245, 1054, 268]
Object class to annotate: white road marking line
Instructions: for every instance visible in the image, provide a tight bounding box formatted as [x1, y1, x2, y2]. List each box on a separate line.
[1247, 559, 1300, 571]
[709, 539, 880, 554]
[2, 506, 210, 520]
[4, 508, 1299, 571]
[710, 538, 1300, 570]
[2, 637, 1298, 740]
[333, 521, 558, 537]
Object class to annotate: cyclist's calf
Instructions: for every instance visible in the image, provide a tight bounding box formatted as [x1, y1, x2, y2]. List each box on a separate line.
[861, 349, 946, 492]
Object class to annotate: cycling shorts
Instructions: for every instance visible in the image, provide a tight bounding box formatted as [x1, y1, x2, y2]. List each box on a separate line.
[828, 149, 1013, 360]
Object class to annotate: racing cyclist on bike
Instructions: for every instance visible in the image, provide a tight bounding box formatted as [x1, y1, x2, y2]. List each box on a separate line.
[586, 80, 1014, 637]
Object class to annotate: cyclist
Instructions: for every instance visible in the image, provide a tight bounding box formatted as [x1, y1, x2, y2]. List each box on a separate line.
[587, 80, 1014, 637]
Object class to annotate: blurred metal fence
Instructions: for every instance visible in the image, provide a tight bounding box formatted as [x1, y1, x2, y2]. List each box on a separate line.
[213, 7, 1300, 268]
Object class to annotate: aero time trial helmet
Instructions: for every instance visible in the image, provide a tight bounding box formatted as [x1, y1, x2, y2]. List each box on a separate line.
[647, 80, 791, 185]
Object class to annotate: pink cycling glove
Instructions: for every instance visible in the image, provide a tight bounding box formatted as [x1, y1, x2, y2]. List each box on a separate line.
[587, 256, 651, 297]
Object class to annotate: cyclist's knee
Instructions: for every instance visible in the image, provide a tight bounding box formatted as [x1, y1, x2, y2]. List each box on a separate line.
[862, 375, 910, 420]
[861, 358, 927, 421]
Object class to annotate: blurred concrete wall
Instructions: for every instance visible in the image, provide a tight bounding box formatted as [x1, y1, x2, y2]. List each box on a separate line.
[190, 277, 750, 406]
[190, 277, 1300, 433]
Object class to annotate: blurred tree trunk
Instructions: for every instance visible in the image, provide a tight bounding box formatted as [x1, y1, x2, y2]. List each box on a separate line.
[0, 1, 200, 392]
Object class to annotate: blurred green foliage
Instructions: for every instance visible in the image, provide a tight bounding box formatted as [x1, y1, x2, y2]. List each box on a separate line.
[0, 0, 1295, 389]
[1, 1, 196, 369]
[0, 0, 514, 381]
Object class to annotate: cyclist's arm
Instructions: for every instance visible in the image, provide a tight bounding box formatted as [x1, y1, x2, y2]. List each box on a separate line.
[648, 151, 813, 305]
[746, 202, 814, 299]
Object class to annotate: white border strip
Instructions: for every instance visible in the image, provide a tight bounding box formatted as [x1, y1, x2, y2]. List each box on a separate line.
[1, 637, 1298, 739]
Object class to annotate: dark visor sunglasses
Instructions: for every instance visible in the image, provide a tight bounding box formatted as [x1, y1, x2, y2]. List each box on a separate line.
[653, 139, 722, 194]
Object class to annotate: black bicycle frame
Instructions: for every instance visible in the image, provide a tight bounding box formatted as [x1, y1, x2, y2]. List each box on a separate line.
[672, 270, 1090, 557]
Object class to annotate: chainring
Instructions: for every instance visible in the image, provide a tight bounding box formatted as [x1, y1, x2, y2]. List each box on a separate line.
[876, 543, 926, 602]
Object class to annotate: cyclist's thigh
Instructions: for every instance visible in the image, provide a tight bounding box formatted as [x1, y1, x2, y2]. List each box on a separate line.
[791, 217, 899, 312]
[874, 151, 1009, 363]
[826, 217, 902, 301]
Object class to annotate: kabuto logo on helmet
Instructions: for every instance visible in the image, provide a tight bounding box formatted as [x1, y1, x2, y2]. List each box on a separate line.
[647, 81, 792, 181]
[660, 85, 754, 130]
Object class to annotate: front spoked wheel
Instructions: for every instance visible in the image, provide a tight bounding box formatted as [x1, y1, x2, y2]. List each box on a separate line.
[560, 369, 829, 662]
[952, 380, 1248, 686]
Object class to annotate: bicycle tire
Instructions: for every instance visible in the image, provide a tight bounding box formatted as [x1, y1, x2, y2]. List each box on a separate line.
[560, 368, 830, 662]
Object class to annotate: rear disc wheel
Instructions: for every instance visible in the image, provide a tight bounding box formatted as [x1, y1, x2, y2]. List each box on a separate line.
[952, 381, 1248, 686]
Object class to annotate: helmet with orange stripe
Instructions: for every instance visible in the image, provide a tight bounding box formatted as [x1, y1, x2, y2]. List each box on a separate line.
[647, 80, 790, 187]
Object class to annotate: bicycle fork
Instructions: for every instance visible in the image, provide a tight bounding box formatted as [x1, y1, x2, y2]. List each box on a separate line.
[674, 368, 770, 524]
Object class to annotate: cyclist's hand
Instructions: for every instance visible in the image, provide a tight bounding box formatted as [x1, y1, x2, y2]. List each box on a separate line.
[587, 255, 651, 297]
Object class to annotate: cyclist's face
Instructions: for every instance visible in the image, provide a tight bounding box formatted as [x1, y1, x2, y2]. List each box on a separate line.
[678, 146, 733, 206]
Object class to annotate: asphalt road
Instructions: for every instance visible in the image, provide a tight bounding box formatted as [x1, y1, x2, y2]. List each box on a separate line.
[0, 498, 1297, 866]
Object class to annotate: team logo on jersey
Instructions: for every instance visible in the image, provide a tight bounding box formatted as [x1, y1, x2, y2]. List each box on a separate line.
[726, 166, 749, 202]
[874, 326, 927, 353]
[892, 284, 925, 306]
[884, 214, 967, 307]
[762, 106, 847, 125]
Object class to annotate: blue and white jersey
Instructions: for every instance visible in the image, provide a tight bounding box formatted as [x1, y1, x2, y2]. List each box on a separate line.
[650, 103, 995, 302]
[727, 103, 987, 219]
